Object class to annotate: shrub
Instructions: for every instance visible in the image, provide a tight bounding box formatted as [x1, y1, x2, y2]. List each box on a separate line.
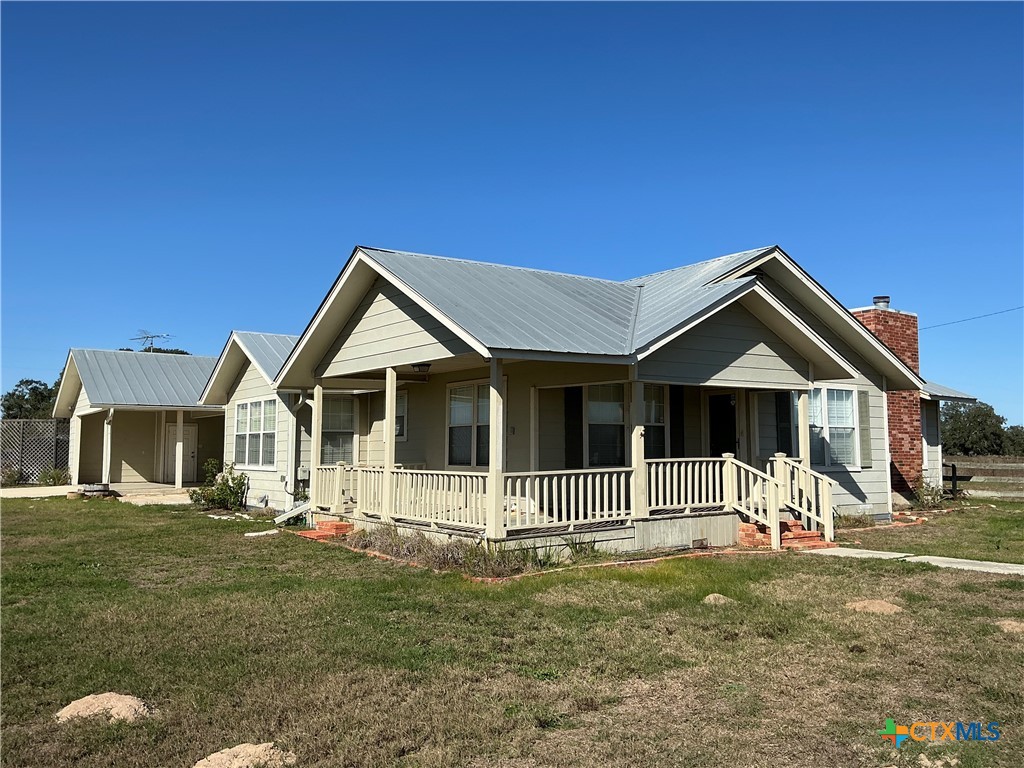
[913, 480, 947, 510]
[834, 514, 875, 530]
[37, 466, 71, 486]
[201, 457, 222, 485]
[0, 466, 21, 487]
[188, 464, 248, 510]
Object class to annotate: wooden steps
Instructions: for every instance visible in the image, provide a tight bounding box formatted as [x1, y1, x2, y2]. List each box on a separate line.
[295, 520, 354, 542]
[737, 520, 836, 550]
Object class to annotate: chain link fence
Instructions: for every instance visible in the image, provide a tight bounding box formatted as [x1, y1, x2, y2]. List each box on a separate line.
[1, 419, 70, 484]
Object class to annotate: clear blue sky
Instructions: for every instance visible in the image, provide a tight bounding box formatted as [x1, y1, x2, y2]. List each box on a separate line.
[3, 2, 1022, 423]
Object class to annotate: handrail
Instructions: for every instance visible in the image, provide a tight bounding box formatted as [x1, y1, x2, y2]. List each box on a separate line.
[503, 467, 633, 530]
[768, 454, 835, 542]
[646, 458, 727, 511]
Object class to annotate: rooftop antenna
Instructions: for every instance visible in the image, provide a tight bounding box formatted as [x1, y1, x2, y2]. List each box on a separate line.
[130, 330, 173, 352]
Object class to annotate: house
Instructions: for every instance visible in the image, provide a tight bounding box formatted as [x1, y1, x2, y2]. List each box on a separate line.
[258, 243, 930, 551]
[52, 349, 223, 487]
[851, 296, 975, 497]
[53, 243, 973, 551]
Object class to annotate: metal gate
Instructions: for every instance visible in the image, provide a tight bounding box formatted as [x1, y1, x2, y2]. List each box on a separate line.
[0, 419, 70, 484]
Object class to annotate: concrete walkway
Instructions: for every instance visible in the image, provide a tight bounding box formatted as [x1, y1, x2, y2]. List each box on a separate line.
[1, 482, 193, 506]
[802, 547, 1024, 576]
[0, 485, 75, 499]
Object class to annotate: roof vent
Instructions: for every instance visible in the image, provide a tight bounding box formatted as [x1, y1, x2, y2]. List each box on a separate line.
[872, 295, 891, 310]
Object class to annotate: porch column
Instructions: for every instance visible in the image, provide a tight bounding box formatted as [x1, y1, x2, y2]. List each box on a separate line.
[529, 385, 539, 472]
[70, 415, 83, 486]
[157, 411, 166, 482]
[797, 390, 811, 468]
[311, 381, 323, 505]
[486, 358, 505, 540]
[629, 372, 649, 518]
[175, 409, 184, 489]
[101, 409, 113, 484]
[382, 366, 397, 522]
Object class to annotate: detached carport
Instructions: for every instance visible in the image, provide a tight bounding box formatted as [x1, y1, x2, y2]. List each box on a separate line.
[53, 350, 224, 488]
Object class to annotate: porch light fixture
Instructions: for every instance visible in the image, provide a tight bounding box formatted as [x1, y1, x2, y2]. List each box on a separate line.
[412, 363, 431, 374]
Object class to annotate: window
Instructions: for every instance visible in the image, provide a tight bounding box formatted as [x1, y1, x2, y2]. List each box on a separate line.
[395, 391, 408, 442]
[587, 383, 625, 467]
[321, 396, 355, 465]
[234, 398, 276, 468]
[809, 387, 859, 468]
[644, 384, 667, 459]
[447, 382, 492, 467]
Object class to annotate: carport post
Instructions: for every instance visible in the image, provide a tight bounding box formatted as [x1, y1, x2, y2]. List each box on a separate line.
[175, 409, 184, 489]
[71, 414, 83, 486]
[101, 409, 114, 484]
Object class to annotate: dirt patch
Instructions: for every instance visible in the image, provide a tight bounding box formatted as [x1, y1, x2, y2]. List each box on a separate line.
[54, 692, 150, 723]
[996, 619, 1024, 633]
[193, 742, 296, 768]
[702, 593, 736, 605]
[845, 599, 903, 614]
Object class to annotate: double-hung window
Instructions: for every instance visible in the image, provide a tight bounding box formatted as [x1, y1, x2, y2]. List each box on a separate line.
[809, 387, 859, 468]
[448, 382, 490, 467]
[321, 396, 355, 465]
[235, 399, 276, 468]
[643, 384, 667, 459]
[587, 383, 626, 467]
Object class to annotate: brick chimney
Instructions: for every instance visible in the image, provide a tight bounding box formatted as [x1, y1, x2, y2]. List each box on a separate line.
[851, 296, 921, 498]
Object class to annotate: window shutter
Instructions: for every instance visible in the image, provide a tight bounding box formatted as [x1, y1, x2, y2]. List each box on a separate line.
[857, 390, 872, 468]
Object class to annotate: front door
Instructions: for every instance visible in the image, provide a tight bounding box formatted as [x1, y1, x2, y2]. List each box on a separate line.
[708, 393, 738, 458]
[164, 424, 198, 483]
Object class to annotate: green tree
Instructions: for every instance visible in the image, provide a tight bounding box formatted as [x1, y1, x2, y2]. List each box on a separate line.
[1004, 425, 1024, 457]
[1, 379, 59, 419]
[940, 401, 1006, 456]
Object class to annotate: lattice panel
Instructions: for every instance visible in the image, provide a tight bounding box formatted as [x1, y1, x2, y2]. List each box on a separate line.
[1, 419, 70, 483]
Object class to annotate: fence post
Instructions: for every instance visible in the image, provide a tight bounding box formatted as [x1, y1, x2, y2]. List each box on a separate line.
[722, 453, 737, 511]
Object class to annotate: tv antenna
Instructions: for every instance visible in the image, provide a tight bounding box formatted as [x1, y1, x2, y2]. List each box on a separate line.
[130, 330, 173, 352]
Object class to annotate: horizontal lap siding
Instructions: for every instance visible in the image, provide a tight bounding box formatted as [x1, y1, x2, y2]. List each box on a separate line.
[224, 361, 291, 511]
[319, 277, 472, 378]
[639, 305, 809, 389]
[923, 400, 942, 484]
[762, 277, 892, 515]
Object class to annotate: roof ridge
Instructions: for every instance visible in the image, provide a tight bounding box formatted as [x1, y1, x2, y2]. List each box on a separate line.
[358, 245, 636, 288]
[72, 348, 218, 360]
[233, 330, 301, 339]
[626, 246, 776, 284]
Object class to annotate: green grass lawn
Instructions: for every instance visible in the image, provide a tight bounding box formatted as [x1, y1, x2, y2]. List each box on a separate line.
[2, 498, 1023, 768]
[837, 500, 1024, 564]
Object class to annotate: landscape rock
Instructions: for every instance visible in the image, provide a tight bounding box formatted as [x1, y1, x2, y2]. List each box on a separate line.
[845, 599, 902, 615]
[244, 529, 280, 538]
[702, 593, 736, 605]
[55, 692, 150, 723]
[193, 742, 297, 768]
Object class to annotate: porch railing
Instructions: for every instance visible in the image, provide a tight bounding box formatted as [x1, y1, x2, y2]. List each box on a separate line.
[646, 458, 727, 511]
[503, 467, 633, 531]
[728, 456, 780, 548]
[313, 465, 341, 510]
[768, 454, 835, 542]
[391, 469, 488, 528]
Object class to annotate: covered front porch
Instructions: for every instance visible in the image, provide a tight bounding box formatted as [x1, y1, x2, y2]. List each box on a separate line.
[307, 355, 835, 550]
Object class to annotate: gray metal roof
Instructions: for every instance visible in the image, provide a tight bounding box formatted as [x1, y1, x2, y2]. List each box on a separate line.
[923, 381, 976, 402]
[359, 246, 774, 356]
[234, 332, 299, 381]
[72, 349, 218, 407]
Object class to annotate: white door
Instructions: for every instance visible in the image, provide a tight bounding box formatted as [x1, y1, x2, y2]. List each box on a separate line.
[165, 424, 199, 483]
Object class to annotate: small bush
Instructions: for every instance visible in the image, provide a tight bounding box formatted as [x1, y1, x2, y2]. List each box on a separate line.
[188, 464, 248, 510]
[835, 514, 875, 530]
[37, 466, 71, 486]
[1, 466, 21, 487]
[913, 480, 947, 510]
[201, 457, 222, 485]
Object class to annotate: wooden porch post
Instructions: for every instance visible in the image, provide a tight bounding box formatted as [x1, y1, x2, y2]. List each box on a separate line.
[157, 411, 166, 482]
[486, 358, 505, 540]
[383, 367, 397, 522]
[529, 385, 539, 473]
[101, 409, 113, 484]
[797, 390, 811, 469]
[311, 381, 323, 506]
[174, 409, 184, 489]
[71, 415, 83, 487]
[629, 371, 648, 519]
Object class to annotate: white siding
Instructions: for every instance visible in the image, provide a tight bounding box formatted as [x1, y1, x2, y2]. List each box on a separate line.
[318, 276, 472, 378]
[639, 304, 810, 389]
[922, 400, 942, 484]
[224, 361, 292, 511]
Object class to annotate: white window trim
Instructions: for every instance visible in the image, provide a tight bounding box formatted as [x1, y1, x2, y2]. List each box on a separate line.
[445, 378, 506, 470]
[643, 383, 670, 459]
[321, 394, 359, 466]
[395, 390, 408, 443]
[233, 396, 278, 471]
[584, 383, 628, 469]
[810, 385, 861, 473]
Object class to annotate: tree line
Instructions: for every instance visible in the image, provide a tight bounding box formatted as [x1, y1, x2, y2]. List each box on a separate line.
[941, 401, 1024, 457]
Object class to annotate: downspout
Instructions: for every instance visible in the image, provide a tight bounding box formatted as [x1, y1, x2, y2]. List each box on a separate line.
[283, 391, 310, 508]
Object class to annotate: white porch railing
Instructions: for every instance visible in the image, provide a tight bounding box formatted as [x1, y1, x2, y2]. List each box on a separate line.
[313, 465, 341, 510]
[357, 466, 386, 517]
[391, 469, 488, 528]
[728, 456, 780, 548]
[503, 468, 633, 531]
[646, 458, 727, 511]
[768, 454, 835, 542]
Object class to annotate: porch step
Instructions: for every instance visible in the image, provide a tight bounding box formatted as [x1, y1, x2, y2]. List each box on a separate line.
[317, 521, 354, 536]
[295, 529, 337, 541]
[737, 521, 835, 550]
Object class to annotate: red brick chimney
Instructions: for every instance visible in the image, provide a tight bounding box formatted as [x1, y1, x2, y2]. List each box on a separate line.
[851, 296, 921, 498]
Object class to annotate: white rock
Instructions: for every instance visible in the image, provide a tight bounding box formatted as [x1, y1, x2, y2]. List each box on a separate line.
[193, 742, 297, 768]
[55, 692, 150, 723]
[244, 529, 280, 538]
